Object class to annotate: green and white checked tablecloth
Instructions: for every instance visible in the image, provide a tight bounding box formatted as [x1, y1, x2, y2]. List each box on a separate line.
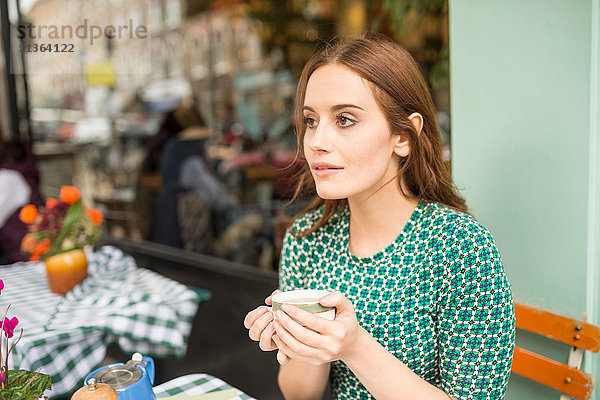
[154, 374, 255, 399]
[0, 246, 210, 398]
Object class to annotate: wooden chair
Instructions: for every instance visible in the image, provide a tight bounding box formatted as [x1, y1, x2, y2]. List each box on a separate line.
[512, 302, 600, 399]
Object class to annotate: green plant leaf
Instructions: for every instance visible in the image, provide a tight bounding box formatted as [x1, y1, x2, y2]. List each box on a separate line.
[0, 369, 52, 399]
[45, 199, 84, 259]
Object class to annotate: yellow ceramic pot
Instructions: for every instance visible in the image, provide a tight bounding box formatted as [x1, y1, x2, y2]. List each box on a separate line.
[44, 248, 88, 295]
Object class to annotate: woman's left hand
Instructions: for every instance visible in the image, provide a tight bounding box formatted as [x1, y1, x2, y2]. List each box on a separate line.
[272, 291, 362, 365]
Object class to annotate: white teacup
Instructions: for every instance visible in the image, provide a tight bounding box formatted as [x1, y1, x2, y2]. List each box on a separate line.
[271, 289, 335, 321]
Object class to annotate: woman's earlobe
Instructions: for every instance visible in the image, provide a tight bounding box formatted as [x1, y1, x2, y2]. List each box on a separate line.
[408, 112, 424, 136]
[393, 136, 411, 158]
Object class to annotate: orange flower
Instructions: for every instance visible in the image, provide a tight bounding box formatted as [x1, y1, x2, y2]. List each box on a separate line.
[21, 233, 37, 253]
[46, 197, 58, 209]
[86, 208, 104, 226]
[31, 238, 51, 260]
[59, 186, 80, 204]
[19, 204, 38, 224]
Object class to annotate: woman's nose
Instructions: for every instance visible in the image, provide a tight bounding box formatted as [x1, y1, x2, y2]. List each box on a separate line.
[306, 123, 332, 153]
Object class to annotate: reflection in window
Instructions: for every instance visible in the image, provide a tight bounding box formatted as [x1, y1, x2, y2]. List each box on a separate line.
[164, 0, 181, 29]
[150, 0, 163, 31]
[186, 23, 209, 80]
[151, 38, 167, 80]
[166, 32, 184, 77]
[212, 17, 232, 76]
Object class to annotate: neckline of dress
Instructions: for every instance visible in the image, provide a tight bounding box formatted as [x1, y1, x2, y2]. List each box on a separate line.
[343, 200, 428, 264]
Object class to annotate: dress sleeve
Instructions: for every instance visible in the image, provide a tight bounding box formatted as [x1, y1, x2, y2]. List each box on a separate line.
[437, 223, 515, 400]
[278, 228, 306, 291]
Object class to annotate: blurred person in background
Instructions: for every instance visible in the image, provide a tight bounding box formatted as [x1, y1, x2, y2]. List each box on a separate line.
[0, 138, 44, 263]
[135, 106, 187, 239]
[146, 103, 224, 252]
[244, 36, 515, 400]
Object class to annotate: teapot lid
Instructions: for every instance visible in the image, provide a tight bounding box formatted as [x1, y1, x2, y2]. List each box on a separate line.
[91, 353, 146, 389]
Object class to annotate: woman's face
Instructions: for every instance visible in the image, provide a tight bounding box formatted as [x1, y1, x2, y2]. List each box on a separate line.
[303, 64, 404, 202]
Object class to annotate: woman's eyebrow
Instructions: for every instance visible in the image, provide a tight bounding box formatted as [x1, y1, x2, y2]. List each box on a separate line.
[302, 104, 365, 112]
[331, 104, 365, 112]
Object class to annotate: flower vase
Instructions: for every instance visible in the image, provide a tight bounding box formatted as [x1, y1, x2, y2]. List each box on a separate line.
[44, 248, 88, 295]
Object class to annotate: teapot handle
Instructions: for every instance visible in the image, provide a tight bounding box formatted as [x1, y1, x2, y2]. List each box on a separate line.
[142, 356, 155, 385]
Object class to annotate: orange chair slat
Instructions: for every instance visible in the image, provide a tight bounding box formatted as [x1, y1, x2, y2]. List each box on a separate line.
[512, 346, 594, 400]
[514, 302, 600, 352]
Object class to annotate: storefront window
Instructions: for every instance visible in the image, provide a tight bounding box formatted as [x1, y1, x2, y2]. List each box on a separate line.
[2, 0, 450, 269]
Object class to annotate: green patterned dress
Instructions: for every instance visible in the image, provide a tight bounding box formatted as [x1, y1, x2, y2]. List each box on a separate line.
[278, 201, 515, 400]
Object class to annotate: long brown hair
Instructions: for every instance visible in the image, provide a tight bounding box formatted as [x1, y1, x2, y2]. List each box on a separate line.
[289, 35, 467, 237]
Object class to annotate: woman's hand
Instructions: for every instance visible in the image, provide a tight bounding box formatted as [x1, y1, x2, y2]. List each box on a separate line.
[271, 291, 362, 365]
[243, 289, 282, 352]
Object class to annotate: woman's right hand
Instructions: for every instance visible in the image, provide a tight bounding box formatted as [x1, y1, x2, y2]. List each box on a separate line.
[244, 289, 282, 352]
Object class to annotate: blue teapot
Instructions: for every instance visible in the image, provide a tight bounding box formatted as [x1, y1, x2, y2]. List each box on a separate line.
[85, 353, 156, 400]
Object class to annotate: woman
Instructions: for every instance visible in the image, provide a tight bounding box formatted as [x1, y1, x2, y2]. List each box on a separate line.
[244, 36, 515, 400]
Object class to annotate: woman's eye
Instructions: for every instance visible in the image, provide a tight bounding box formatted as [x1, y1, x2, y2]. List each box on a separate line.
[303, 116, 317, 128]
[336, 114, 356, 127]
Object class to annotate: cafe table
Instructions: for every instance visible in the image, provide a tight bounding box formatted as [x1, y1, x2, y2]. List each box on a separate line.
[0, 246, 210, 398]
[154, 373, 256, 399]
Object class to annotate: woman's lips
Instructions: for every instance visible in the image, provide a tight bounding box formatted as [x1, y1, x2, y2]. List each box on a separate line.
[311, 162, 343, 177]
[313, 168, 343, 177]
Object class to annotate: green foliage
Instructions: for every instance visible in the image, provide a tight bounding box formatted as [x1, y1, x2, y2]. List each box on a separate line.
[429, 44, 449, 89]
[0, 370, 52, 400]
[368, 0, 446, 33]
[45, 199, 84, 259]
[366, 0, 449, 91]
